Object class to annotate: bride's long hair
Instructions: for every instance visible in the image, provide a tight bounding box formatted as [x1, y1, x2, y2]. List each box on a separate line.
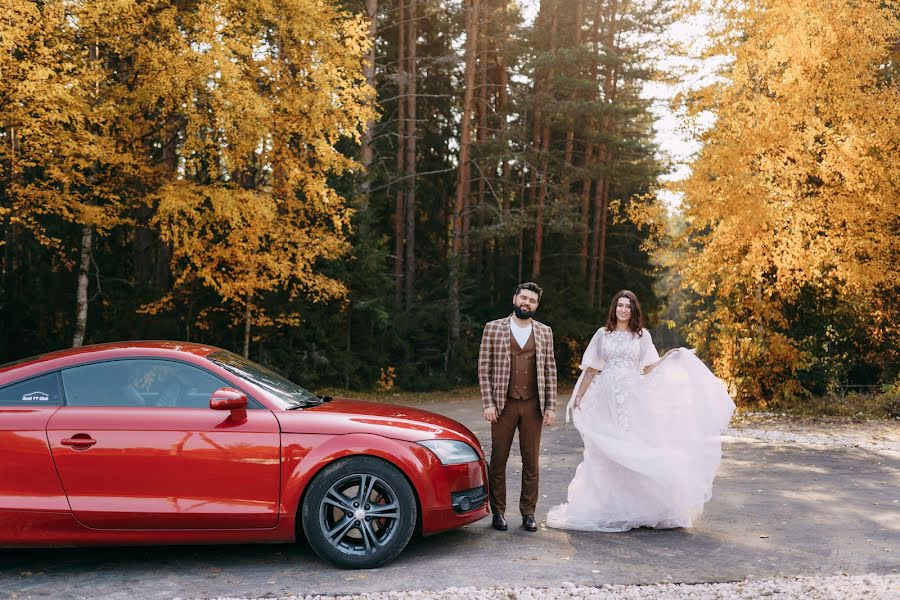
[604, 290, 645, 335]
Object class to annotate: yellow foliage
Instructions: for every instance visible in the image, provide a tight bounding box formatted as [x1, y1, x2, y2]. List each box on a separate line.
[2, 0, 375, 333]
[676, 0, 900, 402]
[134, 0, 375, 332]
[0, 1, 156, 261]
[375, 366, 396, 392]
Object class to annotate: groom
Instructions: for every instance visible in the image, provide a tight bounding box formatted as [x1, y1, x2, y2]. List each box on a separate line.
[478, 282, 557, 532]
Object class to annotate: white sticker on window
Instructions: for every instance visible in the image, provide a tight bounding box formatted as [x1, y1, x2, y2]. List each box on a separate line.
[22, 391, 50, 402]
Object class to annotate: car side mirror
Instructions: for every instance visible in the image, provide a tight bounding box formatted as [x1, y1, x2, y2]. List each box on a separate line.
[210, 387, 248, 422]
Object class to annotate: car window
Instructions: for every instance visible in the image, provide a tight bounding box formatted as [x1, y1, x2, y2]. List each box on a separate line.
[61, 360, 233, 408]
[0, 372, 63, 406]
[207, 350, 320, 408]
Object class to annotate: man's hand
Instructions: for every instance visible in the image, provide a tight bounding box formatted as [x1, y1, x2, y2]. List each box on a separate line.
[542, 410, 556, 426]
[484, 407, 499, 423]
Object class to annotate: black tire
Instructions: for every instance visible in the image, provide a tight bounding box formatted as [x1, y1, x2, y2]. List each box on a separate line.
[301, 456, 417, 569]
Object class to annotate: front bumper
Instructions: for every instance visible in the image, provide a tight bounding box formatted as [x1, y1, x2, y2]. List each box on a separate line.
[418, 455, 490, 535]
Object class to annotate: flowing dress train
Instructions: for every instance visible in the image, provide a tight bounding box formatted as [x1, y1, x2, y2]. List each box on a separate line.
[546, 329, 735, 532]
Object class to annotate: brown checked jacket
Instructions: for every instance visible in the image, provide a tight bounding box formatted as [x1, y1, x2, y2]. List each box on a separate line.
[478, 315, 558, 416]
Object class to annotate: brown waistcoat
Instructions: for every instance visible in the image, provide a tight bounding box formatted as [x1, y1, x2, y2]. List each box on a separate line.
[507, 331, 539, 401]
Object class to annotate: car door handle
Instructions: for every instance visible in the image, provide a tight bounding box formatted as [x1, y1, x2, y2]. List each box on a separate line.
[61, 436, 97, 448]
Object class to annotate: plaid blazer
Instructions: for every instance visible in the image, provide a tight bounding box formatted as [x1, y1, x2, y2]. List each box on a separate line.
[478, 315, 558, 416]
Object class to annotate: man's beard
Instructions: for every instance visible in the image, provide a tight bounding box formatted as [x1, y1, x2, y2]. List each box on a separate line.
[513, 305, 534, 319]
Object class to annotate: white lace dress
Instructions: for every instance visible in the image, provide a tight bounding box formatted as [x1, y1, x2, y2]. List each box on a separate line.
[546, 328, 735, 532]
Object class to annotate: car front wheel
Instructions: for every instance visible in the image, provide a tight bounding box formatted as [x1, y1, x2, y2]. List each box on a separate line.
[301, 456, 417, 569]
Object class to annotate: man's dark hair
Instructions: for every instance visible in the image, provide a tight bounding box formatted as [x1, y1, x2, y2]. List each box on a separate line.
[514, 282, 543, 302]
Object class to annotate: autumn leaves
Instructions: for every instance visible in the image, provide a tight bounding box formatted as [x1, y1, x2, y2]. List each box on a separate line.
[1, 0, 374, 354]
[675, 0, 900, 401]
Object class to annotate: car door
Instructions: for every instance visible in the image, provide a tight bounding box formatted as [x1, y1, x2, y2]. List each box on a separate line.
[0, 372, 69, 520]
[46, 358, 281, 530]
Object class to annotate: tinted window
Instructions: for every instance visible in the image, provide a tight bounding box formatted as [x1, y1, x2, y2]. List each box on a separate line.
[0, 372, 63, 406]
[62, 360, 232, 408]
[207, 350, 320, 408]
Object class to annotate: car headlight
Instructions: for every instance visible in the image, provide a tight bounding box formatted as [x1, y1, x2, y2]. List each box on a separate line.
[416, 440, 480, 465]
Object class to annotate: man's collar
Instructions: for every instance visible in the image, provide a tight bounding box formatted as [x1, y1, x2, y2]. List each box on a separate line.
[508, 313, 534, 328]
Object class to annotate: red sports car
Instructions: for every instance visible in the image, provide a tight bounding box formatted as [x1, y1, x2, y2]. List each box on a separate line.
[0, 341, 489, 568]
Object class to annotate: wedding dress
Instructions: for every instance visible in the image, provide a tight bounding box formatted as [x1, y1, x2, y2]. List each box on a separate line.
[546, 328, 735, 532]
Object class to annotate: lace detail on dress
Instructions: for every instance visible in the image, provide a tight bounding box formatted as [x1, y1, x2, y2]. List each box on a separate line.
[602, 330, 642, 371]
[602, 331, 641, 430]
[611, 370, 630, 430]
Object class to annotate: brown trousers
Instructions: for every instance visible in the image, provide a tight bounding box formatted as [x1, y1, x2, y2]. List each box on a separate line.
[488, 395, 543, 517]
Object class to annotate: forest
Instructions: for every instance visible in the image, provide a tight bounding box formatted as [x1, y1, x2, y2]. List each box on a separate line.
[1, 0, 897, 405]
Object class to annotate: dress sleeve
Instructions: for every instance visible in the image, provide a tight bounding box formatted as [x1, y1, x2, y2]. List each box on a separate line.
[579, 328, 605, 371]
[640, 329, 660, 369]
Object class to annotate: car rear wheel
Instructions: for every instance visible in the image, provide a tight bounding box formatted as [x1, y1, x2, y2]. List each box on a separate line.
[301, 456, 417, 569]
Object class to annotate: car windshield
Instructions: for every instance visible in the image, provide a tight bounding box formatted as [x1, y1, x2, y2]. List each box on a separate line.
[207, 350, 320, 409]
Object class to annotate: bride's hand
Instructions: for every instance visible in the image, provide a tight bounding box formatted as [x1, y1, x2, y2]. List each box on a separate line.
[574, 394, 583, 409]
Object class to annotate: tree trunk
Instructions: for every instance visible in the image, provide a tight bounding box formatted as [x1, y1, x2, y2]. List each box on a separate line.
[518, 169, 526, 282]
[562, 0, 583, 191]
[578, 145, 594, 276]
[580, 0, 601, 278]
[474, 2, 488, 280]
[531, 120, 550, 279]
[243, 296, 252, 358]
[449, 0, 479, 351]
[403, 0, 417, 309]
[589, 0, 619, 307]
[595, 0, 619, 307]
[531, 1, 557, 280]
[498, 53, 511, 220]
[596, 177, 610, 306]
[587, 172, 601, 306]
[73, 40, 100, 348]
[345, 304, 352, 389]
[394, 0, 407, 306]
[72, 225, 94, 348]
[361, 0, 378, 196]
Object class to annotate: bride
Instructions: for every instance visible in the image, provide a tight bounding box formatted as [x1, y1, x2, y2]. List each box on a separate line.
[546, 290, 735, 532]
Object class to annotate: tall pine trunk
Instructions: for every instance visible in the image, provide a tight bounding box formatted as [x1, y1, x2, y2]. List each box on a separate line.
[578, 146, 594, 276]
[474, 2, 488, 280]
[595, 0, 619, 307]
[448, 0, 479, 358]
[580, 0, 601, 279]
[403, 0, 417, 309]
[361, 0, 378, 196]
[498, 52, 511, 220]
[394, 0, 407, 306]
[531, 1, 557, 280]
[562, 0, 583, 193]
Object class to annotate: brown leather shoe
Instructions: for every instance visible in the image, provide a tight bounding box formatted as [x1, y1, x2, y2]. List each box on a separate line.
[522, 514, 537, 532]
[491, 514, 509, 531]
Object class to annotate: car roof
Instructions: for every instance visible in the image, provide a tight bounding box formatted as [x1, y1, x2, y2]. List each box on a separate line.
[0, 341, 226, 383]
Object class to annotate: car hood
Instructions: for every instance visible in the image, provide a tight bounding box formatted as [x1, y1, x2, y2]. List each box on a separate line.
[275, 398, 483, 452]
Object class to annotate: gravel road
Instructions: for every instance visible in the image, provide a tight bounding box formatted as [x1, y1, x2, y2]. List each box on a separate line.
[2, 397, 897, 600]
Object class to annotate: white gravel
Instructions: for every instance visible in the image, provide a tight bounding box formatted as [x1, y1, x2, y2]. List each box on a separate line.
[196, 574, 900, 600]
[724, 426, 900, 454]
